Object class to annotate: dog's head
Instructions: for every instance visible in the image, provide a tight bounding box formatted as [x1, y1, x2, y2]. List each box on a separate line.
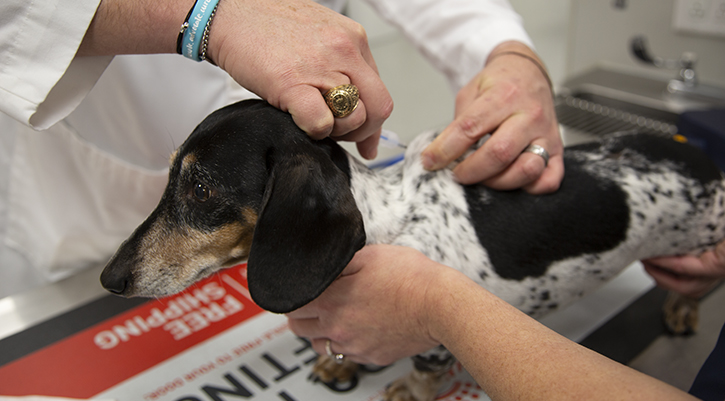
[100, 99, 366, 313]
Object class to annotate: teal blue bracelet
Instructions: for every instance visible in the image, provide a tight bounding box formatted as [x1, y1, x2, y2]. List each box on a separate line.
[180, 0, 221, 61]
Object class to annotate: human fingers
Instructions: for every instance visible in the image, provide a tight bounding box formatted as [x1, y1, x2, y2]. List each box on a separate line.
[286, 75, 389, 148]
[522, 153, 565, 194]
[292, 60, 391, 158]
[463, 147, 564, 193]
[207, 0, 391, 150]
[421, 98, 505, 173]
[290, 245, 442, 365]
[449, 106, 563, 191]
[287, 316, 322, 339]
[642, 261, 721, 299]
[277, 75, 365, 139]
[282, 84, 336, 139]
[327, 95, 367, 138]
[307, 338, 374, 365]
[472, 149, 564, 194]
[330, 63, 393, 159]
[284, 82, 367, 141]
[451, 94, 561, 190]
[422, 67, 561, 190]
[288, 320, 375, 364]
[296, 23, 391, 148]
[354, 130, 381, 160]
[644, 246, 725, 279]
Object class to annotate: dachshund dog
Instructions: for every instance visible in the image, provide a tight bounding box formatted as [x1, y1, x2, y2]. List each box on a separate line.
[101, 99, 725, 401]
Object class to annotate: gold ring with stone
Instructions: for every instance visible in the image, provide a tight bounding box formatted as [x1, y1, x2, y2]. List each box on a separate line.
[323, 84, 359, 118]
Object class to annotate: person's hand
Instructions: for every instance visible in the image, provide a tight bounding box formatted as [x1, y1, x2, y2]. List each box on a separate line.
[642, 240, 725, 298]
[421, 41, 563, 193]
[286, 244, 445, 366]
[208, 0, 394, 159]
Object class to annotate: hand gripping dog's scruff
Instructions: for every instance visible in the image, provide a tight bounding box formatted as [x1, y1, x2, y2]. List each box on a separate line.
[101, 99, 725, 401]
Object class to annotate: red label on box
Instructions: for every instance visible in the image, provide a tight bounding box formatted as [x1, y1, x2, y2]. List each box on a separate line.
[0, 264, 262, 398]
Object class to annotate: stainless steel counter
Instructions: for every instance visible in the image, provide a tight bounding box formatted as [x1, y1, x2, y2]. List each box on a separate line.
[0, 264, 107, 341]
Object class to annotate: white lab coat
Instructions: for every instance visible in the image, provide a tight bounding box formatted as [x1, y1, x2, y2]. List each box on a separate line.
[0, 0, 532, 297]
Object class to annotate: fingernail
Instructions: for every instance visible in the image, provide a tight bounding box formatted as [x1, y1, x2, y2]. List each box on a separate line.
[366, 147, 378, 160]
[422, 151, 436, 170]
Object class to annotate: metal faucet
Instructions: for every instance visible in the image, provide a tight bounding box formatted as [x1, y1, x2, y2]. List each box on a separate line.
[630, 35, 725, 104]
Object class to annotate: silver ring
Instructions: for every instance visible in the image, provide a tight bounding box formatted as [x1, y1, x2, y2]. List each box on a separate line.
[523, 144, 549, 167]
[325, 339, 345, 364]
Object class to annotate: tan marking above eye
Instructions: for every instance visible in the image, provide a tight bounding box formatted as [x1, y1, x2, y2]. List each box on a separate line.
[182, 153, 198, 171]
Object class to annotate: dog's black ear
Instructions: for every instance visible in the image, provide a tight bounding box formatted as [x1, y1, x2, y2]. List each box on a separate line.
[247, 146, 365, 313]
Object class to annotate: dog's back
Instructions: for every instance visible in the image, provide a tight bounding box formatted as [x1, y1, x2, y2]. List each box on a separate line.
[351, 131, 725, 316]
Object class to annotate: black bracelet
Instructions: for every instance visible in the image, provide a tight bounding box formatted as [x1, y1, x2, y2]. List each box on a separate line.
[488, 51, 554, 93]
[176, 0, 199, 55]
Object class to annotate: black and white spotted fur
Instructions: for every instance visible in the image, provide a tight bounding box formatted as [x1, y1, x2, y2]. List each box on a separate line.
[101, 100, 725, 401]
[353, 129, 725, 317]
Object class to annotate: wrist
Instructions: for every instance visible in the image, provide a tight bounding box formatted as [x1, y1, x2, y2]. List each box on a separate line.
[421, 264, 476, 345]
[486, 41, 553, 93]
[204, 0, 238, 69]
[487, 41, 537, 63]
[78, 0, 195, 56]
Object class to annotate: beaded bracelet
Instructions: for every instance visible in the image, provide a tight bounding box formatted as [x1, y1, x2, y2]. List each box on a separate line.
[199, 3, 219, 63]
[177, 0, 221, 62]
[487, 51, 554, 93]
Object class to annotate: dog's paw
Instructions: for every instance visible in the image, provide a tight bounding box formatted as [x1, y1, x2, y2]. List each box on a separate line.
[663, 291, 699, 335]
[310, 354, 359, 384]
[383, 370, 446, 401]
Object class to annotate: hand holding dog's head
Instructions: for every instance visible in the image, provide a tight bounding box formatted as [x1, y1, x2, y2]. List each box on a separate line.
[101, 100, 365, 313]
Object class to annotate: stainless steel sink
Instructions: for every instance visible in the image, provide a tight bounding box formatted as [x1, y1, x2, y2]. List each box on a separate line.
[555, 66, 724, 146]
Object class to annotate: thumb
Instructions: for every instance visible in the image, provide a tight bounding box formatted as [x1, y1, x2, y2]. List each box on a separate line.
[339, 247, 369, 277]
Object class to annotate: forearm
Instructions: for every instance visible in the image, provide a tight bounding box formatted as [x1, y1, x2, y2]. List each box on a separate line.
[427, 268, 696, 400]
[77, 0, 195, 56]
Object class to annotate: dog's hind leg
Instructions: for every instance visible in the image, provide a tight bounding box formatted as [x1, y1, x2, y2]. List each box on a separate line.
[663, 291, 700, 335]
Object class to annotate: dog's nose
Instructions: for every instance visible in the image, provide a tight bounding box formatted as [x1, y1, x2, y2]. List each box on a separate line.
[101, 273, 129, 295]
[100, 256, 133, 296]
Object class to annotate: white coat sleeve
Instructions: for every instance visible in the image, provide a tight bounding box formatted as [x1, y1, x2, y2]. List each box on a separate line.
[362, 0, 534, 92]
[0, 0, 113, 130]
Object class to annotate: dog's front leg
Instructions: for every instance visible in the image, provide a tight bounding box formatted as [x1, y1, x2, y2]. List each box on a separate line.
[310, 354, 359, 384]
[384, 347, 455, 401]
[384, 368, 448, 401]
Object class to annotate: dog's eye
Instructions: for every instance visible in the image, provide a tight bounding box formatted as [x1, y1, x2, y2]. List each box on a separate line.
[193, 183, 211, 202]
